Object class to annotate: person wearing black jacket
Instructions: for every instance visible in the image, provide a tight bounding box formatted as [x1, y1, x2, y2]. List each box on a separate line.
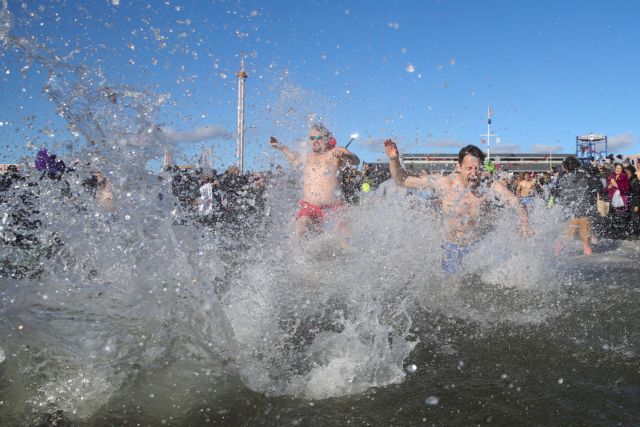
[553, 156, 595, 255]
[625, 165, 640, 238]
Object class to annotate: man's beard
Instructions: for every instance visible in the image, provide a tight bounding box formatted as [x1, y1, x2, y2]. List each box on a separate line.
[313, 143, 327, 153]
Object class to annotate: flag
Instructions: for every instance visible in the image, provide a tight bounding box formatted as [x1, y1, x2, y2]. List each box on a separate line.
[487, 106, 493, 125]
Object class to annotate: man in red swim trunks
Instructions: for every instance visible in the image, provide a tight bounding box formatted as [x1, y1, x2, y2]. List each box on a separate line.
[270, 124, 360, 238]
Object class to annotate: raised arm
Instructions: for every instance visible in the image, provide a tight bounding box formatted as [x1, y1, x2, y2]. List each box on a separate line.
[270, 136, 302, 166]
[491, 180, 532, 237]
[383, 139, 437, 190]
[332, 146, 360, 166]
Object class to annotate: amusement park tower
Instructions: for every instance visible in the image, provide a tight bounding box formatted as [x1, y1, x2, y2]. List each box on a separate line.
[236, 57, 248, 174]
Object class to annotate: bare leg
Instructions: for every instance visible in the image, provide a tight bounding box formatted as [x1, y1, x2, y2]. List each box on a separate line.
[294, 215, 313, 239]
[576, 217, 593, 255]
[555, 220, 577, 255]
[556, 218, 592, 255]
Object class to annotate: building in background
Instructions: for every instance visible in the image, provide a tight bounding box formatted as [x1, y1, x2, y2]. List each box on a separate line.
[399, 153, 573, 174]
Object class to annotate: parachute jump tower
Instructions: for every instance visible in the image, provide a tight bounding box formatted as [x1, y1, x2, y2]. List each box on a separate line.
[236, 57, 248, 174]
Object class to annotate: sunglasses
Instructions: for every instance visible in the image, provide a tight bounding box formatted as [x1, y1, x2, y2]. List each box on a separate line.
[309, 135, 326, 141]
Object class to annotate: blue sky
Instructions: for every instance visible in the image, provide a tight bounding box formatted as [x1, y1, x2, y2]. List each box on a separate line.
[1, 0, 639, 170]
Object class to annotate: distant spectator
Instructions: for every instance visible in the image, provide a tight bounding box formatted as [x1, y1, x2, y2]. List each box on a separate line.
[35, 148, 67, 180]
[606, 163, 630, 211]
[95, 171, 116, 213]
[625, 165, 639, 238]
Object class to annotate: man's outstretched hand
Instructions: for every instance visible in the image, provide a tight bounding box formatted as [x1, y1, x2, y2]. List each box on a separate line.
[384, 139, 399, 160]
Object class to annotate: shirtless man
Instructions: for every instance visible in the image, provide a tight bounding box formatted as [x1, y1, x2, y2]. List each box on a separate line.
[270, 124, 360, 238]
[516, 173, 536, 206]
[383, 140, 530, 273]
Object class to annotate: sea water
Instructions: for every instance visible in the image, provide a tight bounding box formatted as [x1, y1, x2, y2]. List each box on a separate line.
[1, 3, 639, 426]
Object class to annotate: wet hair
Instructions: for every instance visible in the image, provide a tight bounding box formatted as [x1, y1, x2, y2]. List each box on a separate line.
[562, 156, 582, 172]
[311, 123, 333, 140]
[458, 145, 485, 164]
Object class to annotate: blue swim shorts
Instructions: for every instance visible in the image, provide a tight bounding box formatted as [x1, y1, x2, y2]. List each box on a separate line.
[441, 242, 474, 274]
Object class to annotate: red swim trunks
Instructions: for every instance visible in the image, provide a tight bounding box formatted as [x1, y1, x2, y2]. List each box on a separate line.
[297, 200, 343, 224]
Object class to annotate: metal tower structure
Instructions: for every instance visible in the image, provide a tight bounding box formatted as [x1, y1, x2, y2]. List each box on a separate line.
[236, 57, 248, 174]
[479, 106, 499, 161]
[576, 133, 607, 162]
[163, 151, 173, 170]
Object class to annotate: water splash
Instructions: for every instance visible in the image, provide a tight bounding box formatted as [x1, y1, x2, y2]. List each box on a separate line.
[1, 2, 636, 425]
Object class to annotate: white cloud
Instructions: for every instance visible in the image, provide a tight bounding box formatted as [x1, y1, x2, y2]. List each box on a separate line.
[160, 125, 233, 144]
[354, 137, 387, 152]
[530, 144, 565, 154]
[607, 132, 637, 154]
[426, 137, 466, 150]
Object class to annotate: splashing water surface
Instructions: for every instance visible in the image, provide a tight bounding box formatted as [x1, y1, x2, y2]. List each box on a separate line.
[0, 3, 639, 426]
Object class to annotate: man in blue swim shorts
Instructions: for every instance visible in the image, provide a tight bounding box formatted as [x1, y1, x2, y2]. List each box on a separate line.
[384, 142, 532, 274]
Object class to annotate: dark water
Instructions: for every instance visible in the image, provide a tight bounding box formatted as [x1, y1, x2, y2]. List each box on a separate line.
[2, 233, 639, 426]
[91, 269, 639, 427]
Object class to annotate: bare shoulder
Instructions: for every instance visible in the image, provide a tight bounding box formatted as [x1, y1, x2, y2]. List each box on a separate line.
[438, 174, 456, 189]
[423, 173, 450, 192]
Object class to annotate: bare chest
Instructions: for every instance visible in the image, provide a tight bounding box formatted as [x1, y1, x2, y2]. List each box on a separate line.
[304, 155, 339, 181]
[441, 189, 486, 216]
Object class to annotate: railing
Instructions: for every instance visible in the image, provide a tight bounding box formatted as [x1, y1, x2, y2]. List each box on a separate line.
[401, 153, 573, 173]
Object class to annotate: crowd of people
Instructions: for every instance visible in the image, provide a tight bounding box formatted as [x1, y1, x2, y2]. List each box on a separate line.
[167, 164, 271, 229]
[1, 129, 639, 277]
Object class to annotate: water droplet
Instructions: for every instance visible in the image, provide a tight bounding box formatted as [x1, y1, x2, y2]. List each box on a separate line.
[125, 215, 131, 220]
[501, 373, 508, 379]
[405, 64, 415, 73]
[557, 378, 563, 384]
[406, 364, 417, 373]
[425, 396, 439, 406]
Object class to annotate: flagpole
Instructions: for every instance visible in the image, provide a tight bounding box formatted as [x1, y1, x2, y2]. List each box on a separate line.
[487, 106, 491, 161]
[480, 106, 498, 165]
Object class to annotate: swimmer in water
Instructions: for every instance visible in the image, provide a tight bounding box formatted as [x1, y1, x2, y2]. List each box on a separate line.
[270, 124, 359, 238]
[516, 172, 537, 207]
[383, 140, 531, 273]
